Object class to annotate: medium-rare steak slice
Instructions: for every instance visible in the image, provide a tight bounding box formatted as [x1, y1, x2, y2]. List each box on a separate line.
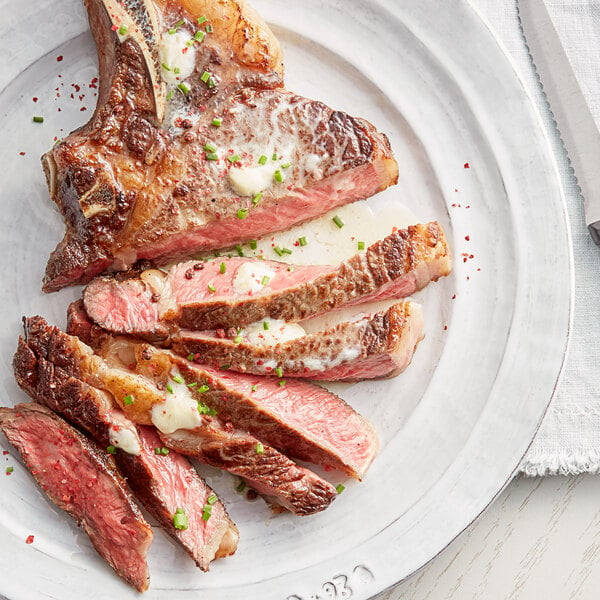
[13, 339, 239, 569]
[21, 316, 337, 514]
[41, 0, 398, 292]
[84, 222, 450, 335]
[0, 403, 153, 592]
[172, 301, 424, 381]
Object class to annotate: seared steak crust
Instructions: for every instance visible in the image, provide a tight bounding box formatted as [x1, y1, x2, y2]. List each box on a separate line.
[0, 403, 153, 592]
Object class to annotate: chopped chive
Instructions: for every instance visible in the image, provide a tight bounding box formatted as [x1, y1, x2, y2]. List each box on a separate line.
[281, 162, 291, 169]
[233, 335, 243, 344]
[155, 447, 169, 455]
[106, 445, 116, 454]
[258, 155, 268, 165]
[212, 117, 222, 127]
[202, 505, 212, 521]
[263, 321, 269, 331]
[166, 90, 175, 101]
[197, 15, 207, 24]
[32, 116, 44, 123]
[255, 442, 264, 454]
[177, 82, 191, 94]
[357, 241, 365, 250]
[278, 380, 286, 386]
[281, 247, 292, 255]
[5, 467, 13, 474]
[173, 508, 188, 530]
[186, 39, 194, 47]
[219, 261, 226, 274]
[197, 401, 216, 415]
[161, 62, 171, 71]
[298, 236, 307, 246]
[173, 67, 181, 74]
[249, 240, 257, 250]
[236, 480, 247, 493]
[273, 170, 283, 183]
[272, 152, 278, 161]
[252, 192, 262, 206]
[194, 30, 205, 42]
[168, 28, 177, 34]
[118, 25, 128, 35]
[200, 71, 211, 83]
[251, 385, 258, 392]
[123, 395, 134, 405]
[166, 384, 174, 394]
[205, 24, 213, 33]
[207, 493, 218, 505]
[207, 283, 216, 292]
[336, 483, 345, 494]
[228, 154, 240, 163]
[207, 77, 216, 88]
[172, 374, 184, 384]
[187, 381, 198, 388]
[236, 208, 248, 219]
[198, 384, 210, 393]
[261, 275, 270, 286]
[174, 19, 185, 27]
[275, 366, 283, 378]
[220, 364, 230, 370]
[205, 152, 219, 161]
[273, 246, 283, 257]
[203, 142, 216, 152]
[332, 215, 344, 228]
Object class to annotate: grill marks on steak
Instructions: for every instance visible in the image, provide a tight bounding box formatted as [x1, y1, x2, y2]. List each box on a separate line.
[173, 301, 425, 381]
[20, 316, 338, 515]
[13, 336, 239, 570]
[41, 0, 398, 291]
[84, 222, 451, 335]
[0, 403, 153, 592]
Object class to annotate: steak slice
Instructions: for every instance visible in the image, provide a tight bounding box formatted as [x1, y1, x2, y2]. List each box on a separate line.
[41, 0, 398, 292]
[84, 222, 450, 335]
[21, 316, 337, 515]
[0, 403, 153, 592]
[13, 338, 239, 570]
[172, 301, 424, 381]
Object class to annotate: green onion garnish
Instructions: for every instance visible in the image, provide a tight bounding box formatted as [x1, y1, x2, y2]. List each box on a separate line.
[236, 244, 245, 256]
[212, 117, 222, 127]
[5, 467, 13, 474]
[278, 380, 286, 386]
[272, 152, 278, 161]
[194, 30, 206, 42]
[332, 215, 344, 228]
[205, 152, 219, 161]
[357, 241, 365, 250]
[178, 82, 191, 94]
[237, 208, 248, 219]
[173, 508, 188, 530]
[263, 321, 269, 330]
[249, 240, 257, 250]
[198, 384, 210, 393]
[207, 77, 216, 88]
[258, 155, 268, 165]
[236, 480, 247, 493]
[174, 19, 184, 27]
[200, 71, 211, 83]
[123, 395, 134, 405]
[203, 142, 216, 152]
[166, 90, 175, 101]
[228, 154, 240, 163]
[118, 25, 128, 35]
[32, 116, 44, 123]
[197, 15, 207, 24]
[275, 366, 283, 378]
[207, 283, 216, 292]
[161, 62, 171, 71]
[202, 505, 212, 521]
[155, 447, 169, 455]
[187, 381, 198, 388]
[298, 236, 307, 246]
[261, 275, 270, 286]
[251, 385, 258, 392]
[172, 374, 184, 384]
[207, 493, 218, 505]
[173, 66, 181, 75]
[168, 28, 177, 34]
[219, 261, 226, 274]
[273, 170, 283, 183]
[205, 24, 213, 33]
[234, 335, 243, 344]
[106, 445, 116, 454]
[252, 192, 262, 206]
[166, 384, 174, 394]
[255, 442, 264, 454]
[197, 401, 216, 415]
[281, 162, 291, 169]
[273, 246, 283, 257]
[336, 483, 345, 494]
[281, 247, 292, 255]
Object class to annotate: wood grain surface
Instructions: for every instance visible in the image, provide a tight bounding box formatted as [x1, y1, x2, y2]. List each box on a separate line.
[378, 475, 600, 599]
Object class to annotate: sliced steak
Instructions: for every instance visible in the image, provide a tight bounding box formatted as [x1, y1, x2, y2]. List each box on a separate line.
[0, 403, 152, 592]
[13, 338, 239, 569]
[84, 222, 450, 335]
[42, 0, 398, 291]
[172, 301, 424, 381]
[21, 316, 337, 514]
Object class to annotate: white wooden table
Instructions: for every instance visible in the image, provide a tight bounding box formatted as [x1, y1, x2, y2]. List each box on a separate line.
[379, 475, 600, 599]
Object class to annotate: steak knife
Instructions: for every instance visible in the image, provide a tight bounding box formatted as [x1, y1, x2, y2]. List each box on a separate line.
[518, 0, 600, 244]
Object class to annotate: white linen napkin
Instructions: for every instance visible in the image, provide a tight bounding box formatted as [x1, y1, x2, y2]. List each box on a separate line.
[471, 0, 600, 475]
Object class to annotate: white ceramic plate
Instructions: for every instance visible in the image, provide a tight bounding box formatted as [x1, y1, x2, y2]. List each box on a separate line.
[0, 0, 571, 598]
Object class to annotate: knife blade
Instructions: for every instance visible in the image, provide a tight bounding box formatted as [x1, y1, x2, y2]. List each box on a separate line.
[518, 0, 600, 245]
